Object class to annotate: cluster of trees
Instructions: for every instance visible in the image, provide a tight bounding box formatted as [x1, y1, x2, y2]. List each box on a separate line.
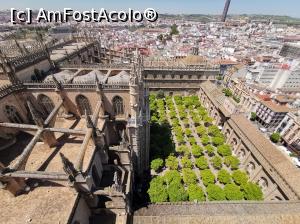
[250, 112, 257, 121]
[165, 154, 178, 170]
[222, 88, 233, 97]
[217, 169, 231, 184]
[201, 135, 210, 145]
[187, 184, 205, 201]
[182, 168, 198, 185]
[176, 145, 190, 156]
[148, 170, 207, 203]
[149, 95, 175, 162]
[222, 88, 241, 104]
[224, 155, 240, 170]
[217, 144, 232, 157]
[149, 160, 263, 202]
[211, 156, 223, 169]
[205, 145, 215, 157]
[195, 156, 209, 170]
[200, 169, 215, 186]
[232, 170, 248, 185]
[270, 132, 281, 143]
[196, 125, 207, 136]
[191, 145, 203, 157]
[173, 126, 185, 145]
[151, 158, 164, 172]
[181, 156, 193, 168]
[170, 24, 179, 35]
[206, 184, 225, 201]
[148, 94, 264, 203]
[233, 95, 241, 103]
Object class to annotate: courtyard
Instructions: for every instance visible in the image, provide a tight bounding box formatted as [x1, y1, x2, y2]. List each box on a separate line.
[148, 94, 263, 202]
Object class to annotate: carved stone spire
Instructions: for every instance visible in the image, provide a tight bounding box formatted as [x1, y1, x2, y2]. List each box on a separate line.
[0, 50, 20, 84]
[51, 75, 62, 90]
[95, 74, 102, 92]
[60, 152, 78, 182]
[129, 63, 138, 86]
[27, 100, 44, 127]
[13, 38, 25, 55]
[85, 110, 94, 128]
[22, 44, 30, 54]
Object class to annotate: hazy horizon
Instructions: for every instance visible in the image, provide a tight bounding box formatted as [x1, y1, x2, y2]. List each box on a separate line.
[1, 0, 300, 18]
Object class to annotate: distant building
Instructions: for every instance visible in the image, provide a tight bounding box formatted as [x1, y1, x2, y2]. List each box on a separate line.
[251, 61, 300, 92]
[280, 43, 300, 59]
[256, 100, 290, 131]
[276, 112, 300, 151]
[221, 0, 231, 22]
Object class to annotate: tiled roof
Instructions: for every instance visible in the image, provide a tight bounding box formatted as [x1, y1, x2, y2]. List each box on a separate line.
[230, 114, 300, 198]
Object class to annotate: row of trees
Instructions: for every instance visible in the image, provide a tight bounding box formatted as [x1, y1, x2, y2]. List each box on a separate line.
[149, 95, 175, 160]
[148, 169, 263, 202]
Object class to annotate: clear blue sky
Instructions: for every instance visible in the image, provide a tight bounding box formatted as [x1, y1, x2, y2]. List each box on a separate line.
[2, 0, 300, 18]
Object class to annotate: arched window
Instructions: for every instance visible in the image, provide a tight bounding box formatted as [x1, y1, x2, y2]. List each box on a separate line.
[226, 129, 231, 138]
[76, 95, 92, 116]
[258, 177, 268, 191]
[231, 138, 238, 149]
[38, 94, 54, 115]
[214, 112, 218, 119]
[246, 162, 256, 175]
[113, 96, 124, 115]
[4, 105, 23, 123]
[238, 148, 246, 160]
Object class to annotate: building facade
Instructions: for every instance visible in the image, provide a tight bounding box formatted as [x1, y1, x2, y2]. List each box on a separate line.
[276, 112, 300, 150]
[256, 100, 289, 131]
[0, 54, 150, 223]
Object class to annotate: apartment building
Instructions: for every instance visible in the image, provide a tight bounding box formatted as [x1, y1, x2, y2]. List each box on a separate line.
[250, 60, 300, 92]
[256, 100, 290, 131]
[276, 112, 300, 150]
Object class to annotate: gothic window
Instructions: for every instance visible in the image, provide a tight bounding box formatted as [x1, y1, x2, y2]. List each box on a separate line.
[246, 162, 256, 175]
[214, 112, 218, 120]
[226, 129, 231, 138]
[76, 95, 92, 116]
[4, 105, 23, 123]
[238, 148, 246, 159]
[231, 138, 238, 147]
[113, 96, 124, 115]
[258, 177, 268, 191]
[38, 94, 54, 115]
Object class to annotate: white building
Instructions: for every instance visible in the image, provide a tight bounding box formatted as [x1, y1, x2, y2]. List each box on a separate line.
[276, 112, 300, 150]
[256, 100, 290, 131]
[250, 60, 300, 92]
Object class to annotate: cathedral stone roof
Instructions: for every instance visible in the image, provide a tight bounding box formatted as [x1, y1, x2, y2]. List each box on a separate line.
[73, 70, 106, 83]
[44, 70, 75, 82]
[107, 71, 130, 84]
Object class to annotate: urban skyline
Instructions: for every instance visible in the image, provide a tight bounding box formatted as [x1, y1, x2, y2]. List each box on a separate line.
[1, 0, 300, 18]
